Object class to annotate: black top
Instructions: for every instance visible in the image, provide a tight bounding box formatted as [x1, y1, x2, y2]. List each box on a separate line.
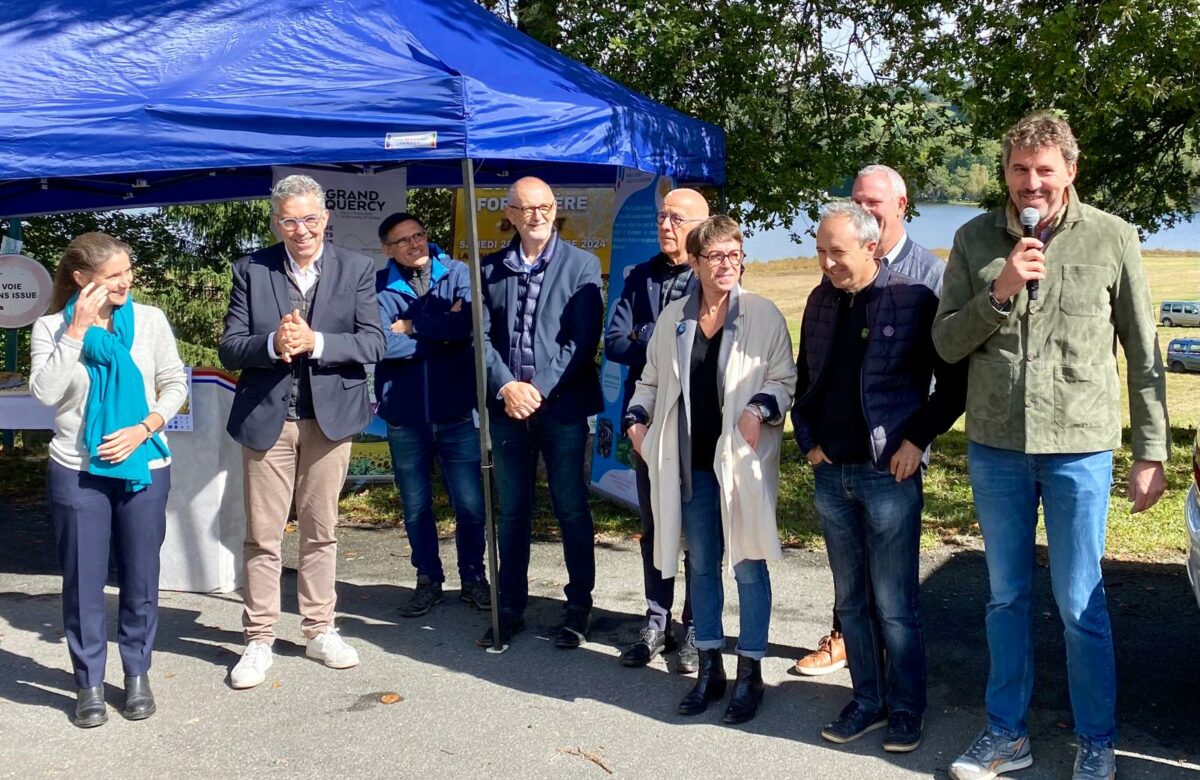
[812, 286, 872, 464]
[657, 254, 694, 311]
[689, 327, 724, 471]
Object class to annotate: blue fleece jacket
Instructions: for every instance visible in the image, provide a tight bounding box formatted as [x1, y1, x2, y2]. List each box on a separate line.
[374, 250, 477, 427]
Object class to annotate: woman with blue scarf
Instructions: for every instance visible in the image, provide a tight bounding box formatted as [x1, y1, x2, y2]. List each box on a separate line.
[29, 232, 187, 728]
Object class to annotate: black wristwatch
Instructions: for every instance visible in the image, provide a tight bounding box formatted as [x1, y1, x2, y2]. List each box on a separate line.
[988, 280, 1013, 313]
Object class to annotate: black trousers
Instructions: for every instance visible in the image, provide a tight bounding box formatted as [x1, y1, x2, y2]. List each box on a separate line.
[633, 452, 692, 631]
[47, 460, 170, 688]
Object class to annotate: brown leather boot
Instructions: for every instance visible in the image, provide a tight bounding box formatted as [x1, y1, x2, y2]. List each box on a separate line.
[793, 630, 847, 676]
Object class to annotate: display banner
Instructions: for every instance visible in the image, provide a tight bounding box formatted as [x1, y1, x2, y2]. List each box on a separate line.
[272, 166, 406, 268]
[589, 170, 675, 507]
[452, 187, 616, 273]
[165, 366, 193, 432]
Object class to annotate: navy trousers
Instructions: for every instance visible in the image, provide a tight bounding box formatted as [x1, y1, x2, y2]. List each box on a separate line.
[47, 460, 170, 688]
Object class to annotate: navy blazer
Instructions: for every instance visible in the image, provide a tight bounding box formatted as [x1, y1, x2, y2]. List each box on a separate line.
[219, 242, 386, 451]
[604, 252, 695, 416]
[480, 235, 603, 423]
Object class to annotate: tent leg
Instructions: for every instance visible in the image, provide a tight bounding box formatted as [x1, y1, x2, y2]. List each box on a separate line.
[461, 158, 505, 653]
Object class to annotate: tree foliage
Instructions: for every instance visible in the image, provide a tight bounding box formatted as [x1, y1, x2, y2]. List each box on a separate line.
[478, 0, 957, 233]
[879, 0, 1200, 232]
[478, 0, 1199, 234]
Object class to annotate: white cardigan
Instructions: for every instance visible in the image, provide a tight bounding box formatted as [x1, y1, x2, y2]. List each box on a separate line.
[29, 302, 188, 471]
[629, 286, 797, 575]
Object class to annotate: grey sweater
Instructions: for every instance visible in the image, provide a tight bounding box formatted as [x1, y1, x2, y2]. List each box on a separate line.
[30, 302, 188, 471]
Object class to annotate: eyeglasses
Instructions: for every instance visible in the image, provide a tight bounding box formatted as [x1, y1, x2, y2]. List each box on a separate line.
[278, 214, 324, 232]
[656, 212, 704, 228]
[698, 250, 745, 267]
[507, 203, 555, 219]
[383, 230, 427, 248]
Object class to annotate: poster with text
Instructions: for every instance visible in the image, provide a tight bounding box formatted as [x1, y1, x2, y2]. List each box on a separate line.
[165, 367, 193, 432]
[272, 167, 406, 269]
[452, 187, 616, 274]
[588, 170, 675, 508]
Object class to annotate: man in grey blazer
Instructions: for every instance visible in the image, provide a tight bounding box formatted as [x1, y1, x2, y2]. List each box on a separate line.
[219, 174, 385, 689]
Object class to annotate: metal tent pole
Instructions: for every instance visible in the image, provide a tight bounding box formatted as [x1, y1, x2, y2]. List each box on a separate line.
[2, 220, 22, 451]
[460, 158, 505, 652]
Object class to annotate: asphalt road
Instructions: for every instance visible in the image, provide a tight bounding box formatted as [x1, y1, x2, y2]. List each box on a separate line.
[0, 503, 1197, 779]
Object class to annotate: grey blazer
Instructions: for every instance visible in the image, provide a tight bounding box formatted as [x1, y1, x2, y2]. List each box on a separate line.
[219, 242, 386, 451]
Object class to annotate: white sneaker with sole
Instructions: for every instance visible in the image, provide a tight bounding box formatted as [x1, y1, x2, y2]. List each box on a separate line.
[306, 628, 360, 669]
[230, 640, 273, 689]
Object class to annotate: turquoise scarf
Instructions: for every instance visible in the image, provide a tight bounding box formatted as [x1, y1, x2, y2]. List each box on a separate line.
[63, 293, 170, 492]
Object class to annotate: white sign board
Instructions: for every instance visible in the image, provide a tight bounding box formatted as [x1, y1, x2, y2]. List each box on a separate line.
[0, 254, 53, 328]
[272, 166, 407, 269]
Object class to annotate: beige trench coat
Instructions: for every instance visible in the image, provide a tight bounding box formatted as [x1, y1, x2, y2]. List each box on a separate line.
[628, 285, 797, 577]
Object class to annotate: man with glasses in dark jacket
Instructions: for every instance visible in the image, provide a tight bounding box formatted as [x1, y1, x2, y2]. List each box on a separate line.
[476, 177, 604, 650]
[375, 212, 489, 620]
[605, 188, 709, 673]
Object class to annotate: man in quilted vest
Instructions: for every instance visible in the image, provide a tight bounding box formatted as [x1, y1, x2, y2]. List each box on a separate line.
[792, 202, 965, 754]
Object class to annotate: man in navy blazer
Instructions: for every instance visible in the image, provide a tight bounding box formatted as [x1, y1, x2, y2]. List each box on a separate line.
[476, 176, 603, 649]
[219, 174, 385, 689]
[604, 187, 708, 672]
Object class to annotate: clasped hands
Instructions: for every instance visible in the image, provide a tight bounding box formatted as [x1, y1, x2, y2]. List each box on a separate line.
[274, 309, 316, 363]
[500, 381, 542, 420]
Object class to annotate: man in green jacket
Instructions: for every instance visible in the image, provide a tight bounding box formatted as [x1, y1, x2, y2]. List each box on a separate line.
[933, 112, 1169, 780]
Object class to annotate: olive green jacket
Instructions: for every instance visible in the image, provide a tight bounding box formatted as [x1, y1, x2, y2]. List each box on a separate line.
[932, 187, 1169, 462]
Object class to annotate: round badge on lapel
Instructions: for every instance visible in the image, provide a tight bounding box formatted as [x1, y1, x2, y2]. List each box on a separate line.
[883, 325, 895, 338]
[677, 322, 686, 335]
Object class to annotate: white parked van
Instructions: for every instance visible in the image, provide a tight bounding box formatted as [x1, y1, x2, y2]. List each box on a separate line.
[1160, 301, 1200, 327]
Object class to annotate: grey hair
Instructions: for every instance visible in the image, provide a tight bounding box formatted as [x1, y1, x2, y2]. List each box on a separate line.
[856, 164, 907, 199]
[820, 201, 881, 245]
[271, 174, 327, 214]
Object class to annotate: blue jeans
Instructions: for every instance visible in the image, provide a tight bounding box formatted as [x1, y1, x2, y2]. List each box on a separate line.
[490, 413, 595, 619]
[386, 418, 486, 584]
[968, 442, 1116, 746]
[682, 469, 771, 659]
[813, 462, 926, 715]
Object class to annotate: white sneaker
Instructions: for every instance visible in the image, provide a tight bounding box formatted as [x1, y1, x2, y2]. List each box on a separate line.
[306, 628, 359, 669]
[230, 640, 273, 689]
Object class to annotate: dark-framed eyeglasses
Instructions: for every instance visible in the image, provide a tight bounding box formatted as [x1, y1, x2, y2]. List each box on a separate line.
[383, 230, 427, 249]
[278, 214, 324, 232]
[698, 250, 745, 268]
[656, 212, 704, 228]
[507, 203, 555, 219]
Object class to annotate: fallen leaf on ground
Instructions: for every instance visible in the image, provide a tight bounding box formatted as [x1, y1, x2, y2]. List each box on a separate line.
[271, 680, 281, 689]
[379, 692, 402, 704]
[558, 746, 613, 775]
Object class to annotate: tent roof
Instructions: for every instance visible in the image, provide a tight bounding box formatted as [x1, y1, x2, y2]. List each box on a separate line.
[0, 0, 725, 217]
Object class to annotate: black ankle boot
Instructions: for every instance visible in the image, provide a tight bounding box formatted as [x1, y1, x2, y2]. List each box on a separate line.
[74, 684, 107, 728]
[722, 655, 764, 724]
[122, 674, 156, 720]
[677, 649, 727, 715]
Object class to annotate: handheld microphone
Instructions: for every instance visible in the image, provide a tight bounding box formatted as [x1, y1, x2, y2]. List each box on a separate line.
[1020, 207, 1040, 301]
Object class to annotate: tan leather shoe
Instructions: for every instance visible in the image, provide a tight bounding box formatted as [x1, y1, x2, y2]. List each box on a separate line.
[794, 630, 847, 676]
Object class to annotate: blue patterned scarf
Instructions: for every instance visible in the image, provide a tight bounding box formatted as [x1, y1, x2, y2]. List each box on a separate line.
[63, 293, 169, 492]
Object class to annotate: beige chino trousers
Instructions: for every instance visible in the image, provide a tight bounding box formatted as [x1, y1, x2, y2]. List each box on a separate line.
[241, 419, 351, 643]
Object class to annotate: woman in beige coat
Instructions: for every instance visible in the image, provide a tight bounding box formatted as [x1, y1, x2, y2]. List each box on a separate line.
[624, 215, 796, 724]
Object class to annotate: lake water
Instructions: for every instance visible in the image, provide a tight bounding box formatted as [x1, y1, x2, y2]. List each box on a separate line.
[743, 202, 1200, 261]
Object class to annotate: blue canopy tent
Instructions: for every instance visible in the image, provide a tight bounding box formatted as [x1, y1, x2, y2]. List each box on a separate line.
[0, 0, 725, 649]
[0, 0, 723, 214]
